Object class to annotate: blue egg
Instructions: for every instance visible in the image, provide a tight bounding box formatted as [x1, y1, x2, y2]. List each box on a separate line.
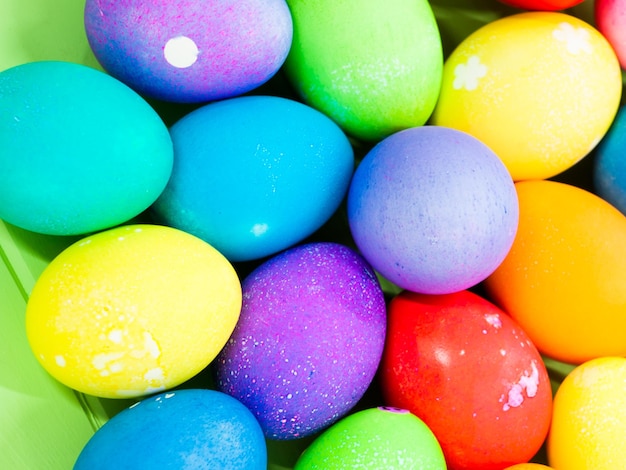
[152, 95, 354, 262]
[0, 61, 173, 235]
[347, 126, 518, 295]
[74, 389, 267, 470]
[594, 106, 626, 215]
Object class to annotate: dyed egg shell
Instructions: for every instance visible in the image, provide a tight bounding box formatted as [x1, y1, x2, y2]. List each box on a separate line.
[215, 242, 387, 440]
[504, 465, 555, 470]
[548, 357, 626, 469]
[283, 0, 442, 142]
[347, 126, 518, 295]
[0, 61, 173, 235]
[84, 0, 292, 103]
[26, 224, 241, 398]
[596, 0, 626, 68]
[497, 0, 584, 11]
[484, 180, 626, 364]
[294, 407, 446, 470]
[152, 95, 354, 263]
[74, 389, 267, 469]
[594, 106, 626, 215]
[379, 290, 553, 470]
[432, 12, 622, 181]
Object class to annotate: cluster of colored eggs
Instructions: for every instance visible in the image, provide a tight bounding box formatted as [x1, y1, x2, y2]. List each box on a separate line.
[2, 0, 626, 468]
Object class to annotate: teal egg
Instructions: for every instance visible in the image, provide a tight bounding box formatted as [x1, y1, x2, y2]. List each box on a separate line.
[0, 60, 173, 235]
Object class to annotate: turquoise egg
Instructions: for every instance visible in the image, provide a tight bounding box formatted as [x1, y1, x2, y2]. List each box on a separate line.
[0, 60, 173, 235]
[152, 95, 354, 262]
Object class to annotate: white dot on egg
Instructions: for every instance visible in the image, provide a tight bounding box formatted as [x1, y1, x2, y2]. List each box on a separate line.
[164, 36, 199, 68]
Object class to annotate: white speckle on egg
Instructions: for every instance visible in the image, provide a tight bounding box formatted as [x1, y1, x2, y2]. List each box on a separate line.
[502, 361, 540, 411]
[55, 355, 66, 367]
[143, 331, 161, 359]
[251, 223, 269, 236]
[92, 352, 125, 370]
[108, 329, 124, 344]
[164, 36, 199, 68]
[144, 367, 165, 382]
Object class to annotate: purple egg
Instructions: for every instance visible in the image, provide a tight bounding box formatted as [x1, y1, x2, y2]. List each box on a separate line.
[84, 0, 293, 103]
[347, 126, 519, 295]
[214, 242, 387, 440]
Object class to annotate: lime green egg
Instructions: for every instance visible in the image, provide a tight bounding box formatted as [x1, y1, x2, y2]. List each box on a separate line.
[25, 224, 242, 399]
[283, 0, 443, 142]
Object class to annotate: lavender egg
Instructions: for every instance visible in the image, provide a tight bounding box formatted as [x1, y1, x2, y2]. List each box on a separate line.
[84, 0, 293, 103]
[347, 126, 519, 295]
[214, 242, 387, 440]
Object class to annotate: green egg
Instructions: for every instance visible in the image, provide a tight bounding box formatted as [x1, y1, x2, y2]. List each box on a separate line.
[283, 0, 443, 142]
[294, 407, 446, 469]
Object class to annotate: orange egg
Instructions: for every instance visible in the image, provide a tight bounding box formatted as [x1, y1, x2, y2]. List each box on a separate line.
[547, 357, 626, 468]
[483, 180, 626, 364]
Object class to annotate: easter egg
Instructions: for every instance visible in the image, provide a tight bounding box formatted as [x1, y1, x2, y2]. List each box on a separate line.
[496, 0, 584, 12]
[74, 389, 267, 469]
[347, 126, 518, 295]
[483, 180, 626, 364]
[432, 12, 622, 181]
[84, 0, 293, 103]
[294, 407, 446, 469]
[594, 105, 626, 215]
[595, 0, 626, 69]
[26, 224, 241, 398]
[0, 60, 173, 235]
[0, 0, 99, 71]
[152, 95, 354, 263]
[215, 242, 387, 440]
[547, 357, 626, 469]
[504, 465, 555, 470]
[379, 290, 553, 470]
[283, 0, 443, 142]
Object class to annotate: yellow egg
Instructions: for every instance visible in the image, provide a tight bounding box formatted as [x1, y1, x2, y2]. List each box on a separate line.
[432, 12, 621, 181]
[548, 357, 626, 469]
[483, 180, 626, 364]
[25, 224, 242, 398]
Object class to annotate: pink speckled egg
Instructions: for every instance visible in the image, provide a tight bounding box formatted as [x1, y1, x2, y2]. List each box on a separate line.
[595, 0, 626, 69]
[214, 242, 387, 440]
[84, 0, 293, 103]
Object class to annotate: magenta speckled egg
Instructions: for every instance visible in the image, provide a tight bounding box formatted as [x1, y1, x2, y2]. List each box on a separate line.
[214, 242, 387, 440]
[84, 0, 293, 103]
[347, 126, 519, 295]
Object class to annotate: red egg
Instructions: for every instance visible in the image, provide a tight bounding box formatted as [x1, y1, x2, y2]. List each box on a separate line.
[379, 290, 552, 470]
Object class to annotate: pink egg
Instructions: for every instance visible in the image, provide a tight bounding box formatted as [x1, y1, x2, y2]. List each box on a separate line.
[596, 0, 626, 68]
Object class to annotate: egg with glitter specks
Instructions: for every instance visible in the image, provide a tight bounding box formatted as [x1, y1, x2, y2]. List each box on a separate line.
[347, 125, 518, 295]
[84, 0, 293, 103]
[214, 242, 387, 440]
[74, 389, 267, 470]
[432, 12, 621, 181]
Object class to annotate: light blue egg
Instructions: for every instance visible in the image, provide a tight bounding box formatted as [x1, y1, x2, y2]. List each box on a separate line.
[152, 95, 354, 262]
[73, 389, 267, 470]
[0, 60, 173, 235]
[594, 106, 626, 215]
